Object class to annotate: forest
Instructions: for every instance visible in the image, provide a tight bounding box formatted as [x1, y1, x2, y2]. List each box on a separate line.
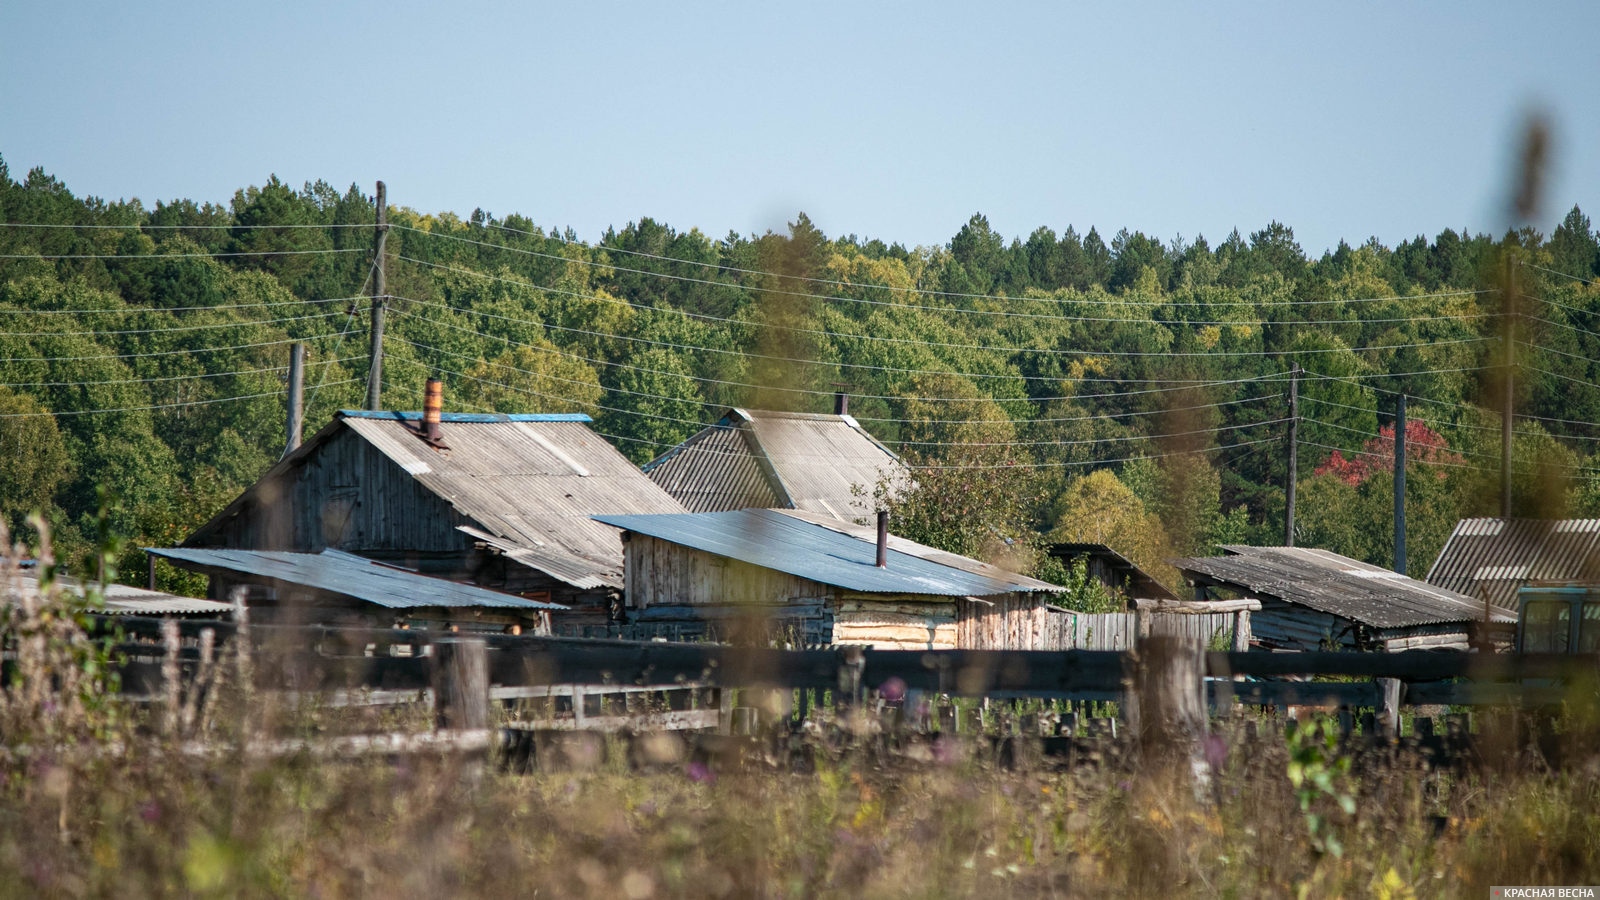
[2, 154, 1599, 595]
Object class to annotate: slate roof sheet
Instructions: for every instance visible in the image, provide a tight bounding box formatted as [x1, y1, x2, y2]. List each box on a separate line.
[643, 409, 906, 520]
[1174, 545, 1513, 630]
[1425, 518, 1600, 609]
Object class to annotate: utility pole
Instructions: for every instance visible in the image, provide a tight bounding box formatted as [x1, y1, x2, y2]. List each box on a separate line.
[367, 180, 389, 411]
[1393, 393, 1406, 574]
[1501, 254, 1516, 517]
[1285, 363, 1300, 547]
[284, 342, 305, 458]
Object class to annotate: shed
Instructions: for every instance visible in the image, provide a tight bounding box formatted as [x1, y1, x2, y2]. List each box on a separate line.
[595, 509, 1065, 649]
[1174, 545, 1514, 651]
[642, 407, 909, 520]
[179, 410, 688, 625]
[1046, 542, 1181, 604]
[148, 547, 563, 632]
[1425, 518, 1600, 609]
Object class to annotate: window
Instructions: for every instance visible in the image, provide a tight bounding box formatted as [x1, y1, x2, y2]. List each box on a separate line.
[1523, 600, 1571, 653]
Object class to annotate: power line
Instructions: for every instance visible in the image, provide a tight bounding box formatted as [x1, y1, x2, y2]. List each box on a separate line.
[388, 304, 1295, 407]
[0, 248, 369, 261]
[1526, 262, 1599, 287]
[0, 308, 345, 339]
[391, 261, 1489, 362]
[393, 224, 1491, 315]
[0, 295, 352, 316]
[0, 355, 364, 389]
[0, 222, 374, 231]
[0, 380, 360, 419]
[0, 333, 354, 365]
[405, 221, 1494, 311]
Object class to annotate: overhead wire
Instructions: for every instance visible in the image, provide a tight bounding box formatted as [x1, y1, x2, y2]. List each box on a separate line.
[402, 221, 1495, 311]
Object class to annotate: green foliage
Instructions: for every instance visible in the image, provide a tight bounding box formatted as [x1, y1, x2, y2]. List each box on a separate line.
[3, 154, 1600, 594]
[1285, 716, 1357, 858]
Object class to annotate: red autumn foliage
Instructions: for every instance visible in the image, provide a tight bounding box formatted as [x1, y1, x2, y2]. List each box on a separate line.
[1313, 421, 1462, 486]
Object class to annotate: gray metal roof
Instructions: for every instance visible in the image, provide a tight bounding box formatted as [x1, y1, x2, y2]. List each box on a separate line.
[335, 412, 686, 589]
[596, 508, 1063, 597]
[7, 570, 235, 617]
[1425, 518, 1600, 609]
[149, 547, 565, 611]
[643, 409, 907, 520]
[183, 410, 686, 591]
[1175, 545, 1514, 630]
[641, 419, 779, 513]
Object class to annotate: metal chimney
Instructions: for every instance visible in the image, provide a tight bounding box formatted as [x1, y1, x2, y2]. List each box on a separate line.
[876, 510, 888, 568]
[834, 391, 849, 416]
[418, 377, 447, 448]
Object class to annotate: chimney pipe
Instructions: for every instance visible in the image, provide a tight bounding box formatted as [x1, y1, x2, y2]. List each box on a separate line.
[834, 391, 849, 416]
[422, 377, 444, 445]
[876, 510, 888, 568]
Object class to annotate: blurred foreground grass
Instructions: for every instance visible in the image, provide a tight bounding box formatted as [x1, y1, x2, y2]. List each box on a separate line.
[0, 728, 1597, 898]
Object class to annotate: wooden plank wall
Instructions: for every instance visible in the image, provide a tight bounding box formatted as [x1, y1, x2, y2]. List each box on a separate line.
[1044, 611, 1239, 650]
[623, 534, 834, 610]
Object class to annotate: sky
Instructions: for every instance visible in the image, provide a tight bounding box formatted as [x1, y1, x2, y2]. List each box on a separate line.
[2, 2, 1597, 257]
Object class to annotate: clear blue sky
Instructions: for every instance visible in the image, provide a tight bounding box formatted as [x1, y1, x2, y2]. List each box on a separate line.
[2, 2, 1596, 256]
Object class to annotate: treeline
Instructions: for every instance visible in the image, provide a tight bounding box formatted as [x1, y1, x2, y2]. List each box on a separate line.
[2, 155, 1599, 590]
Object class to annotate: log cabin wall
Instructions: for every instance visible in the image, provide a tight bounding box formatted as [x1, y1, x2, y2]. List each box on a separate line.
[832, 596, 956, 650]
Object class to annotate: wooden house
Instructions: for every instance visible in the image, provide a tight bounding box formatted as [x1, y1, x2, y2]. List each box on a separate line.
[642, 404, 909, 521]
[594, 508, 1066, 649]
[179, 409, 688, 630]
[1174, 545, 1514, 651]
[149, 547, 562, 632]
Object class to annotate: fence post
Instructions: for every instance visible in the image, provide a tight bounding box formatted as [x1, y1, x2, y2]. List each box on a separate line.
[1132, 632, 1209, 790]
[431, 637, 490, 732]
[1377, 677, 1402, 741]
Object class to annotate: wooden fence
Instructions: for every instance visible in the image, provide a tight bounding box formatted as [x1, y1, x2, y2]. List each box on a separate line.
[86, 613, 1599, 714]
[1048, 611, 1242, 651]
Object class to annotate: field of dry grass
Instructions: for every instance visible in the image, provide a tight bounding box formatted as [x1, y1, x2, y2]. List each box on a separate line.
[3, 535, 1600, 898]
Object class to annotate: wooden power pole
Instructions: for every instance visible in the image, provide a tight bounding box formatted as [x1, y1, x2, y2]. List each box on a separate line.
[1393, 393, 1406, 574]
[1501, 254, 1516, 518]
[1285, 363, 1300, 547]
[367, 181, 389, 412]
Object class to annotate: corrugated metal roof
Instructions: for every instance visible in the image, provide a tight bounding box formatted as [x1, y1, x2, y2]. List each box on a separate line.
[1175, 545, 1514, 630]
[596, 509, 1063, 597]
[640, 422, 779, 513]
[642, 409, 907, 521]
[457, 526, 617, 591]
[149, 547, 565, 610]
[183, 411, 686, 591]
[340, 414, 687, 589]
[7, 570, 235, 617]
[1425, 518, 1600, 608]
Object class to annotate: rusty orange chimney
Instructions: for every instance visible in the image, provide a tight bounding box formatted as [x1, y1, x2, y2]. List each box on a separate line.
[419, 377, 446, 447]
[876, 510, 888, 568]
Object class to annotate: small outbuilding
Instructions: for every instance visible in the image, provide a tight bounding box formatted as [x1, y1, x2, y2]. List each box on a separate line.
[595, 508, 1065, 649]
[1045, 542, 1181, 605]
[642, 405, 909, 521]
[1174, 545, 1514, 651]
